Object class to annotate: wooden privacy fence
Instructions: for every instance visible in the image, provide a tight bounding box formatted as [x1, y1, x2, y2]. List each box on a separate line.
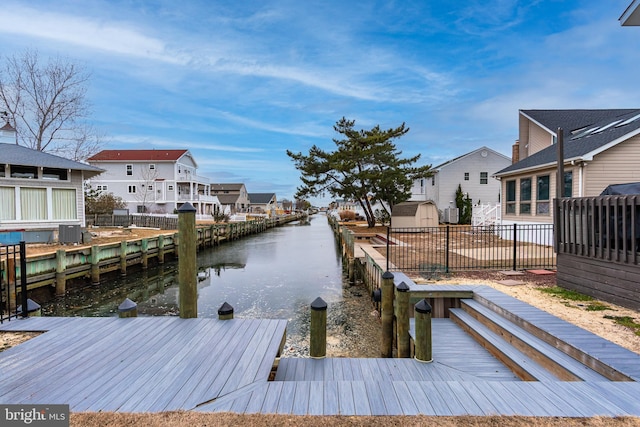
[386, 224, 556, 274]
[555, 195, 640, 310]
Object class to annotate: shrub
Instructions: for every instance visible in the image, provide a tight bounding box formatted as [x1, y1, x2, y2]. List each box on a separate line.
[338, 210, 356, 221]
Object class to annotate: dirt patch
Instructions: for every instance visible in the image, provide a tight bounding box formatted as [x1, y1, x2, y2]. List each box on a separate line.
[0, 331, 41, 352]
[70, 413, 640, 427]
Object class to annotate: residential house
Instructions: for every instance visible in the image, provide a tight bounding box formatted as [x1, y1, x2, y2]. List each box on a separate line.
[210, 183, 250, 214]
[494, 109, 640, 225]
[87, 149, 219, 216]
[0, 123, 103, 241]
[248, 193, 277, 216]
[410, 146, 511, 213]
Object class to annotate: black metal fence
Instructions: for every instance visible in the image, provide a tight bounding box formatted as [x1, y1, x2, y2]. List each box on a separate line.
[386, 224, 555, 275]
[1, 242, 28, 323]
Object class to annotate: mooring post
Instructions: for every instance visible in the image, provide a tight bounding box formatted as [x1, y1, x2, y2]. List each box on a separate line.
[178, 202, 198, 319]
[118, 298, 138, 318]
[414, 298, 433, 363]
[119, 240, 127, 276]
[141, 238, 149, 269]
[396, 281, 411, 358]
[310, 297, 327, 358]
[158, 234, 165, 263]
[55, 249, 66, 296]
[218, 302, 234, 320]
[90, 245, 100, 284]
[381, 271, 395, 358]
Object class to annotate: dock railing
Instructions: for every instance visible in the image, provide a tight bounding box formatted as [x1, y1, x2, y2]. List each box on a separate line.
[1, 242, 28, 323]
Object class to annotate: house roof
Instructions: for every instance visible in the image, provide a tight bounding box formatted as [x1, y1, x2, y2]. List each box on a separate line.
[88, 149, 189, 162]
[211, 183, 245, 192]
[392, 201, 434, 217]
[1, 122, 15, 131]
[217, 194, 241, 204]
[496, 109, 640, 176]
[249, 193, 276, 204]
[620, 0, 640, 26]
[432, 146, 510, 171]
[0, 143, 103, 177]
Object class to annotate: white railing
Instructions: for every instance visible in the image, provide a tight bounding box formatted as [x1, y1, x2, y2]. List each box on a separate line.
[472, 203, 501, 226]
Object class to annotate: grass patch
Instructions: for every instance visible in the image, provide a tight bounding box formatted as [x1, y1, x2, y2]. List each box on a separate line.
[585, 302, 612, 311]
[539, 286, 594, 302]
[604, 315, 640, 336]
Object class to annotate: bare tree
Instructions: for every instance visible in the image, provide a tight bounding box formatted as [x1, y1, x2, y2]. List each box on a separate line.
[135, 165, 159, 214]
[0, 49, 103, 160]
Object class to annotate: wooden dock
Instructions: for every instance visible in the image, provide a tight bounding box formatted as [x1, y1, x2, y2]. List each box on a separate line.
[1, 285, 640, 416]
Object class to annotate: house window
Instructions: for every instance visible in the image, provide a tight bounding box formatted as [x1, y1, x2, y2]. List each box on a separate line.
[0, 186, 15, 220]
[480, 172, 488, 184]
[506, 180, 516, 214]
[126, 164, 133, 176]
[128, 185, 137, 193]
[52, 189, 77, 220]
[148, 185, 153, 190]
[168, 185, 174, 191]
[42, 168, 68, 180]
[464, 172, 469, 181]
[536, 175, 550, 215]
[149, 164, 155, 170]
[10, 165, 37, 179]
[21, 188, 47, 220]
[0, 164, 5, 178]
[431, 176, 435, 186]
[137, 205, 147, 213]
[520, 178, 531, 214]
[97, 185, 108, 192]
[564, 171, 573, 197]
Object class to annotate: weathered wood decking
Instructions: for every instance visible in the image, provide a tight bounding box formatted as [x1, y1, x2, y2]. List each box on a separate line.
[1, 285, 640, 416]
[0, 317, 287, 412]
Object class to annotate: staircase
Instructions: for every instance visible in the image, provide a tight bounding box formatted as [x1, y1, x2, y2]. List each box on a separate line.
[472, 203, 501, 226]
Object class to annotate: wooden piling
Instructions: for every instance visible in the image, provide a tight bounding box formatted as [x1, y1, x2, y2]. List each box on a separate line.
[310, 297, 327, 358]
[218, 302, 234, 320]
[178, 203, 197, 319]
[158, 234, 165, 263]
[118, 298, 138, 318]
[119, 241, 127, 276]
[396, 281, 411, 358]
[90, 245, 100, 284]
[381, 271, 394, 358]
[55, 249, 66, 296]
[141, 238, 149, 269]
[414, 298, 433, 363]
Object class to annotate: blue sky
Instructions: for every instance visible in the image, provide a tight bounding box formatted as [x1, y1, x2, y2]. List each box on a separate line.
[1, 1, 638, 206]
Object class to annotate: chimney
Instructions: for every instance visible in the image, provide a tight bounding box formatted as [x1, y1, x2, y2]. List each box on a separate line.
[512, 140, 520, 164]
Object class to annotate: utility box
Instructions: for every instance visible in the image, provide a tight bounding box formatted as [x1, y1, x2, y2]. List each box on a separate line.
[443, 207, 459, 224]
[59, 225, 82, 244]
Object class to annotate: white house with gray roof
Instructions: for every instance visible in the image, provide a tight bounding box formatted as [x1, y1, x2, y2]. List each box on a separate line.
[248, 193, 277, 216]
[495, 109, 640, 225]
[0, 123, 103, 240]
[410, 146, 510, 214]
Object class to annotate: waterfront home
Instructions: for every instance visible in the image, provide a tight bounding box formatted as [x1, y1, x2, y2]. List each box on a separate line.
[87, 149, 220, 216]
[210, 183, 251, 214]
[249, 192, 277, 216]
[410, 146, 510, 216]
[494, 109, 640, 226]
[0, 123, 104, 243]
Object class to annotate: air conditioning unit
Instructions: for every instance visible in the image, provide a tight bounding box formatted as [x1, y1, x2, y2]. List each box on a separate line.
[443, 207, 459, 224]
[59, 225, 82, 244]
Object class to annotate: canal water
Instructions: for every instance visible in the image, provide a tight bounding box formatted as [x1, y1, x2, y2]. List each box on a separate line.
[42, 214, 346, 339]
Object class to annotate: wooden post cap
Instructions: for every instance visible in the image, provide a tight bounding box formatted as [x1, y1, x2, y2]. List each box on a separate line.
[17, 299, 41, 314]
[118, 298, 137, 312]
[415, 298, 432, 314]
[177, 202, 197, 213]
[218, 302, 234, 316]
[382, 271, 394, 280]
[397, 281, 410, 292]
[311, 297, 327, 311]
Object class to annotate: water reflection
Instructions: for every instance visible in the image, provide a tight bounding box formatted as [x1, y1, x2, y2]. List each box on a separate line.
[43, 215, 344, 337]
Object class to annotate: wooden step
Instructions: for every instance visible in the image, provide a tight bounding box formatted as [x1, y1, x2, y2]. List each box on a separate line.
[449, 308, 560, 381]
[457, 300, 610, 382]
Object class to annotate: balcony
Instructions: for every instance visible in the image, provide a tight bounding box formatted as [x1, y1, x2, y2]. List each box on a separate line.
[176, 173, 210, 184]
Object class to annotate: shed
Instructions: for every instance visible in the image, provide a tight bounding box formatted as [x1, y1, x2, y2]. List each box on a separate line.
[391, 201, 438, 228]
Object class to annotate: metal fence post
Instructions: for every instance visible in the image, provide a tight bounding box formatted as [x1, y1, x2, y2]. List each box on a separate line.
[512, 223, 518, 271]
[445, 226, 450, 273]
[386, 226, 390, 272]
[20, 241, 28, 318]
